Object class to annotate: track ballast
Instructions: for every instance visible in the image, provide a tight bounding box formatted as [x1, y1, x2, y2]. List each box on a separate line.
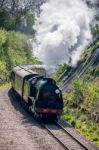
[41, 119, 98, 150]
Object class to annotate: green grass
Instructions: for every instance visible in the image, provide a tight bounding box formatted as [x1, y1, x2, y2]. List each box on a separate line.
[62, 108, 99, 146]
[0, 82, 11, 90]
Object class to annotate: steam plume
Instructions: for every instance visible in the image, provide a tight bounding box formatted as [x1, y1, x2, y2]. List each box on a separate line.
[33, 0, 94, 66]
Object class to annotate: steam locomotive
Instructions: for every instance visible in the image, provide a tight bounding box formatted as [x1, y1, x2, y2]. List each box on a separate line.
[11, 65, 63, 121]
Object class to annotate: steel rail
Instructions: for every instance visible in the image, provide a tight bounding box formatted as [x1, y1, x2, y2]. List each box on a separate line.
[62, 48, 99, 92]
[12, 90, 97, 150]
[42, 122, 89, 150]
[57, 122, 89, 150]
[57, 39, 99, 84]
[41, 122, 70, 150]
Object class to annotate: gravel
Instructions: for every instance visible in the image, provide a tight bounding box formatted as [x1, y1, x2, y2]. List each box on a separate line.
[0, 88, 64, 150]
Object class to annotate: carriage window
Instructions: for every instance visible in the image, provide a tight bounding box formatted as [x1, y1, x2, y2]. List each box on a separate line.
[24, 81, 29, 97]
[15, 75, 23, 94]
[30, 85, 37, 98]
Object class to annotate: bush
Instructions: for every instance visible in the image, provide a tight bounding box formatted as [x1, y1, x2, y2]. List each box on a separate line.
[0, 11, 15, 30]
[0, 61, 8, 83]
[0, 29, 39, 84]
[71, 77, 86, 105]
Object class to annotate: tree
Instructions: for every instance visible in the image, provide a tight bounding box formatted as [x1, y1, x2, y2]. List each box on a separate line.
[0, 0, 46, 33]
[0, 29, 39, 84]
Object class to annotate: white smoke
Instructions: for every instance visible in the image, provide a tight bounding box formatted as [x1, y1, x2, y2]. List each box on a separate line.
[33, 0, 94, 66]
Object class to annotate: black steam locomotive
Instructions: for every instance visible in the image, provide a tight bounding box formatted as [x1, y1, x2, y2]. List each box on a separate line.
[11, 65, 63, 121]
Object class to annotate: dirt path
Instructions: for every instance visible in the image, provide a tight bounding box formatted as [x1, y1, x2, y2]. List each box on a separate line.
[0, 88, 64, 150]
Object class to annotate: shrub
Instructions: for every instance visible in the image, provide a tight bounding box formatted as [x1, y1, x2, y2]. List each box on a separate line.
[0, 29, 39, 84]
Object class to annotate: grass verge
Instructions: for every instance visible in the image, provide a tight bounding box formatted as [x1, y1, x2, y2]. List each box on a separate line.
[0, 82, 11, 90]
[62, 107, 99, 146]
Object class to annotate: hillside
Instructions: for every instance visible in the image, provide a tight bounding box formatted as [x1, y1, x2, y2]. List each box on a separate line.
[0, 29, 39, 85]
[62, 68, 99, 146]
[51, 30, 99, 146]
[0, 0, 41, 85]
[0, 0, 99, 147]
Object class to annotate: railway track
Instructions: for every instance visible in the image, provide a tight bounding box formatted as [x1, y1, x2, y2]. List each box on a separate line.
[41, 119, 98, 150]
[11, 91, 98, 150]
[61, 47, 99, 92]
[0, 88, 99, 150]
[57, 38, 99, 85]
[78, 48, 99, 77]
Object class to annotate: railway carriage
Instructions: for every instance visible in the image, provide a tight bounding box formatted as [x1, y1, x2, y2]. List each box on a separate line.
[11, 65, 63, 121]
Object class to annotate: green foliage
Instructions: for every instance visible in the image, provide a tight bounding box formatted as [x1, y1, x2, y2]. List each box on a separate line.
[96, 41, 99, 46]
[0, 29, 39, 84]
[64, 76, 99, 111]
[0, 11, 15, 30]
[0, 9, 35, 34]
[63, 107, 99, 146]
[81, 47, 92, 61]
[61, 25, 99, 146]
[0, 82, 11, 90]
[93, 66, 99, 77]
[0, 29, 8, 47]
[91, 25, 99, 36]
[85, 82, 99, 108]
[63, 77, 99, 146]
[0, 61, 8, 83]
[51, 63, 68, 80]
[23, 12, 35, 34]
[72, 77, 86, 105]
[83, 67, 94, 81]
[63, 113, 76, 126]
[0, 0, 41, 24]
